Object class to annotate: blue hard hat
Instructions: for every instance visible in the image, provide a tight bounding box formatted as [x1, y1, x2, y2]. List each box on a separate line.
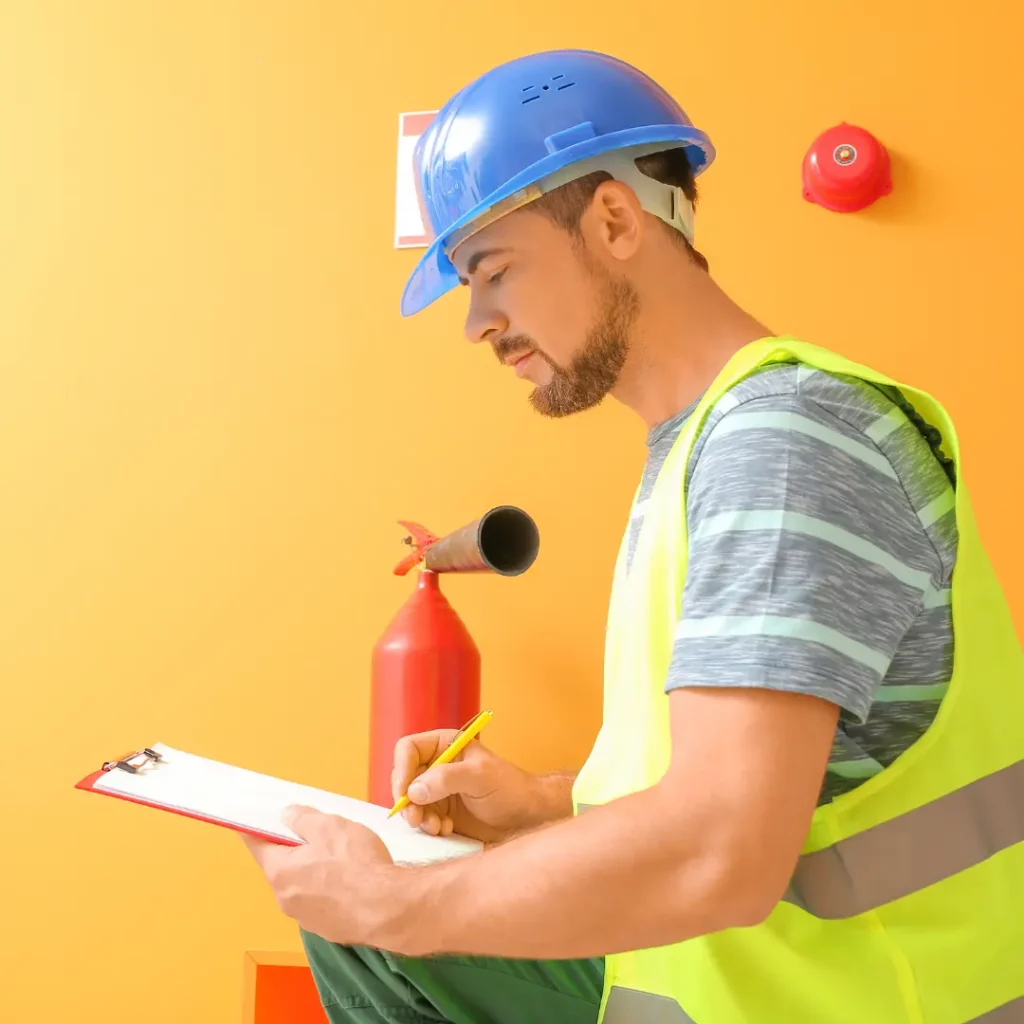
[401, 49, 715, 317]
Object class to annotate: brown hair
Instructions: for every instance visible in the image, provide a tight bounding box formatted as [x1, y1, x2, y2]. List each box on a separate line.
[530, 147, 708, 272]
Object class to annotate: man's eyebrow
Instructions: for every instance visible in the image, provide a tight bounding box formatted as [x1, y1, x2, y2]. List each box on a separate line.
[458, 247, 511, 285]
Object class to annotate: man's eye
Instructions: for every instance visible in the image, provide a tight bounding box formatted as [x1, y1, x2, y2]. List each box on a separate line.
[487, 268, 507, 285]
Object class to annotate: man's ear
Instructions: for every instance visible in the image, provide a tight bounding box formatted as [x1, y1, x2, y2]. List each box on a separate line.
[586, 179, 645, 262]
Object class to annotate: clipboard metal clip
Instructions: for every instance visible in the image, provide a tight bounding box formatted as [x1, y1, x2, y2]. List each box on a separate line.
[102, 747, 163, 775]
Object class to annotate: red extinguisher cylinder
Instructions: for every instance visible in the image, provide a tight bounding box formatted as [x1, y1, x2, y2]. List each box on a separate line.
[368, 570, 481, 807]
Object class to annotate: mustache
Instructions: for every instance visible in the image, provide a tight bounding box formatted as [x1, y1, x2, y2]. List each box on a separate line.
[491, 335, 536, 364]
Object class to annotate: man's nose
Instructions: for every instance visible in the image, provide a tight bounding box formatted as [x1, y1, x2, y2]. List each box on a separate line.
[463, 295, 507, 345]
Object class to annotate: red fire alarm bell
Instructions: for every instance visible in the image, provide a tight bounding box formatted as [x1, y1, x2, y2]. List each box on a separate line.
[802, 123, 891, 212]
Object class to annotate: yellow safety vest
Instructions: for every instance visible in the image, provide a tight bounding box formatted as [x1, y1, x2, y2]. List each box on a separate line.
[572, 337, 1024, 1023]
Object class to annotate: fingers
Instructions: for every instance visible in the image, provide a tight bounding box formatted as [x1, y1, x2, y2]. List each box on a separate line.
[240, 831, 289, 875]
[403, 802, 454, 835]
[406, 760, 478, 805]
[416, 808, 454, 837]
[391, 729, 485, 837]
[282, 804, 332, 842]
[402, 801, 425, 829]
[391, 729, 461, 802]
[240, 831, 270, 862]
[399, 761, 475, 834]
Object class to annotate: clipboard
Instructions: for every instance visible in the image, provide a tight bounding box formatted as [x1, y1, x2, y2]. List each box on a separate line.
[76, 746, 300, 846]
[75, 743, 483, 864]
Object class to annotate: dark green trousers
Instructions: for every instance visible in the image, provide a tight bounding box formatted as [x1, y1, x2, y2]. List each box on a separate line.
[301, 930, 603, 1024]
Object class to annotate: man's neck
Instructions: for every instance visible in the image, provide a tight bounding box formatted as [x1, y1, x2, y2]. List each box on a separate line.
[612, 269, 773, 429]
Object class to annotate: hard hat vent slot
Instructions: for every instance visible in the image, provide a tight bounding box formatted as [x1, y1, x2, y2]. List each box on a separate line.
[521, 77, 576, 104]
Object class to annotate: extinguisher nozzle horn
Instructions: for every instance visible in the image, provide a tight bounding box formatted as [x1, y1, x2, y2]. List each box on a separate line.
[423, 506, 540, 576]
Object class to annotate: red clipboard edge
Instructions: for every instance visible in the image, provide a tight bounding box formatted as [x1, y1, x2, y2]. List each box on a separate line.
[74, 769, 303, 847]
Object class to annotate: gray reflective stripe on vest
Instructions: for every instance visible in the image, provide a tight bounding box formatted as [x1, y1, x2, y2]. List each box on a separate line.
[588, 783, 1024, 1023]
[971, 995, 1024, 1021]
[603, 986, 696, 1023]
[583, 758, 1024, 920]
[601, 987, 1024, 1023]
[785, 757, 1024, 919]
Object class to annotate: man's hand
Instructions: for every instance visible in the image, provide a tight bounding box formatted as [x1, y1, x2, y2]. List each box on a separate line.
[242, 806, 398, 946]
[392, 729, 573, 843]
[385, 686, 841, 960]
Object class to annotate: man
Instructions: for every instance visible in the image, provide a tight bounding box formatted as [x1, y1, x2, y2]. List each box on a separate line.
[245, 49, 1024, 1023]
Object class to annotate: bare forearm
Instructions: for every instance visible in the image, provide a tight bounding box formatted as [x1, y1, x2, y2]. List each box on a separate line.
[514, 769, 577, 831]
[387, 779, 758, 960]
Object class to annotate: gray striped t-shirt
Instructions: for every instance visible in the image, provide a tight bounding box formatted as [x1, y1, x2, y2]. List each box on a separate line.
[628, 359, 957, 804]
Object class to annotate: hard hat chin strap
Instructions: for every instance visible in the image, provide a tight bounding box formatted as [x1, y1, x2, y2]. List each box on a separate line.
[445, 142, 695, 259]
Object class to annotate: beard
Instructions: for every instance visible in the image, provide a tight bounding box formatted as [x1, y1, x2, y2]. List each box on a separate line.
[493, 262, 640, 418]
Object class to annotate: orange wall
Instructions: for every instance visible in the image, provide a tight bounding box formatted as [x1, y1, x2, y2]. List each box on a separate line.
[2, 3, 1022, 1022]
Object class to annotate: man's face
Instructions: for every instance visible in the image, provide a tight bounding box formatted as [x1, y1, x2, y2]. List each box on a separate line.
[453, 208, 639, 417]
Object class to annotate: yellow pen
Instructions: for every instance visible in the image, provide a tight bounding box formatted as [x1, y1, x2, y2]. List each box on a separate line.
[388, 709, 494, 818]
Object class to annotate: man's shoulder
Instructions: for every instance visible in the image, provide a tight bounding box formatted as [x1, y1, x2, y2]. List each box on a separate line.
[709, 359, 896, 429]
[683, 360, 899, 468]
[649, 359, 902, 478]
[679, 358, 959, 580]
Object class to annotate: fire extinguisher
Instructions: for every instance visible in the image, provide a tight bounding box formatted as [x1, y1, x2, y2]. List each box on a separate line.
[367, 506, 540, 807]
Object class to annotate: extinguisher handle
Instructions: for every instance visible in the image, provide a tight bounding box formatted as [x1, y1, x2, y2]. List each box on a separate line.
[392, 520, 439, 575]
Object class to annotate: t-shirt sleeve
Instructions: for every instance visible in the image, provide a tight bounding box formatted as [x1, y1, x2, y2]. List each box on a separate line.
[667, 390, 945, 723]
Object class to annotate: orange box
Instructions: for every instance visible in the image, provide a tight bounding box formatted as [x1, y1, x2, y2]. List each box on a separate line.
[243, 950, 325, 1024]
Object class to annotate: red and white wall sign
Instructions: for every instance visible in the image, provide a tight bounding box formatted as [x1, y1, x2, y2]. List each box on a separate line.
[394, 111, 437, 248]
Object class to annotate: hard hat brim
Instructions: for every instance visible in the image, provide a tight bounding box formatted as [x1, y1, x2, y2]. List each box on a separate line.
[400, 124, 715, 317]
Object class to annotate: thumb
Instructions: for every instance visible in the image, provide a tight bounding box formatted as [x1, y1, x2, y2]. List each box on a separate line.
[282, 804, 330, 840]
[407, 760, 482, 805]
